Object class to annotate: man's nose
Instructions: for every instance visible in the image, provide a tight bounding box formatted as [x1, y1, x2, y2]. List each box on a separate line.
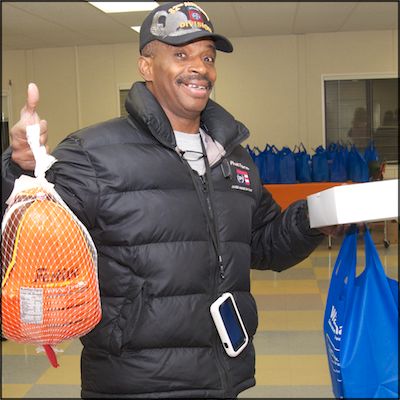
[188, 57, 207, 74]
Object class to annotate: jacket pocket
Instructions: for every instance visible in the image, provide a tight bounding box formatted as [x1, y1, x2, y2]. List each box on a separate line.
[234, 292, 258, 338]
[109, 278, 146, 355]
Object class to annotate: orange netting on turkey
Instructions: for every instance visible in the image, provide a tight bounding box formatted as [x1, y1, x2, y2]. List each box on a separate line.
[1, 186, 101, 367]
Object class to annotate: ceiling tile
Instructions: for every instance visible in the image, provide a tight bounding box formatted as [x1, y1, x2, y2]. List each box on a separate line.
[341, 2, 398, 31]
[195, 2, 244, 38]
[293, 2, 358, 34]
[3, 2, 137, 48]
[2, 1, 398, 50]
[233, 2, 298, 37]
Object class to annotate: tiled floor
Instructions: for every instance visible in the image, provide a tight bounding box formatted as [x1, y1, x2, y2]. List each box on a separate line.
[2, 235, 398, 399]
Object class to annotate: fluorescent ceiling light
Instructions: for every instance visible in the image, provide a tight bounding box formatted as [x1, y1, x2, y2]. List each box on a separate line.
[89, 2, 158, 13]
[131, 26, 141, 33]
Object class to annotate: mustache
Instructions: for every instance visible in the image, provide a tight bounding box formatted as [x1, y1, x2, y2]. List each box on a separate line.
[176, 74, 213, 90]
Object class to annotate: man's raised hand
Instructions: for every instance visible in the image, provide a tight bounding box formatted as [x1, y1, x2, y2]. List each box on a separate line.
[10, 83, 49, 171]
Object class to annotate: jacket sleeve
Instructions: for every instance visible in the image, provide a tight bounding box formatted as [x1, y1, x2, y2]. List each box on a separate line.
[2, 136, 99, 230]
[250, 183, 324, 272]
[2, 147, 33, 217]
[46, 136, 99, 229]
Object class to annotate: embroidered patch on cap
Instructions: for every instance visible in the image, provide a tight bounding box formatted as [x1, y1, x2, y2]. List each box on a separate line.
[139, 2, 233, 53]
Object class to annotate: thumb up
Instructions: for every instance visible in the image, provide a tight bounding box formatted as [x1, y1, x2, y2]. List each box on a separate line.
[10, 83, 49, 171]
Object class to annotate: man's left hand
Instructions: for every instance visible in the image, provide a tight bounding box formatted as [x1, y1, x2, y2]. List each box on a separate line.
[317, 223, 365, 237]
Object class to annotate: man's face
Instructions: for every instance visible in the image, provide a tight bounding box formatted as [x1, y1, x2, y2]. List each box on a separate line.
[139, 39, 217, 128]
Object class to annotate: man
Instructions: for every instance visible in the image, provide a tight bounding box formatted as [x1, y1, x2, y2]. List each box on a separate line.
[2, 2, 336, 398]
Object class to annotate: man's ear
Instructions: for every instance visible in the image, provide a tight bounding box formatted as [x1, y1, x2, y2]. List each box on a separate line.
[138, 56, 153, 82]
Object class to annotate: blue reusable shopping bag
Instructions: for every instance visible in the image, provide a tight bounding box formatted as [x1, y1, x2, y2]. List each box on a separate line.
[364, 140, 379, 164]
[263, 144, 279, 184]
[311, 145, 329, 182]
[327, 142, 347, 182]
[277, 146, 296, 183]
[364, 140, 381, 180]
[347, 145, 369, 182]
[324, 228, 398, 399]
[252, 146, 268, 183]
[294, 143, 312, 182]
[246, 144, 256, 162]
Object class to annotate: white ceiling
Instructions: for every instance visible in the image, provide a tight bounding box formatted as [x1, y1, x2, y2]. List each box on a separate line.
[2, 1, 398, 51]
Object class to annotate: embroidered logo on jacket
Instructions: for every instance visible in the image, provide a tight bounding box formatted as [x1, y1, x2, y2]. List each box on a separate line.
[236, 169, 250, 186]
[230, 161, 253, 192]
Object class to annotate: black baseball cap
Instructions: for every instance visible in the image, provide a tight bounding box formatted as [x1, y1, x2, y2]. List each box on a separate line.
[139, 2, 233, 53]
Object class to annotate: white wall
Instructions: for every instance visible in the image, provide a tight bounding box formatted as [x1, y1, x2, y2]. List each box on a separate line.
[2, 29, 398, 152]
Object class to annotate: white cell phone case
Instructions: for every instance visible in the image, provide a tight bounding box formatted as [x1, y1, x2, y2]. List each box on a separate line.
[210, 292, 249, 357]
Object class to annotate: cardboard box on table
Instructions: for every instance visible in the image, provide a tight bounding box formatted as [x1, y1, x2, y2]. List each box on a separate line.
[307, 179, 398, 228]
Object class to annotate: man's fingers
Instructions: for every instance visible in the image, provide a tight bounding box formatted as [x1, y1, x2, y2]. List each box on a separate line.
[356, 222, 367, 232]
[12, 148, 35, 161]
[39, 119, 48, 131]
[11, 147, 36, 171]
[26, 83, 40, 113]
[11, 118, 48, 147]
[318, 224, 347, 237]
[39, 119, 48, 146]
[319, 223, 368, 238]
[10, 120, 29, 144]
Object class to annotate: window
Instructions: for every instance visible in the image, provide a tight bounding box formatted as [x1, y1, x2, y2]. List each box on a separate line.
[119, 89, 129, 117]
[1, 92, 10, 153]
[324, 78, 398, 163]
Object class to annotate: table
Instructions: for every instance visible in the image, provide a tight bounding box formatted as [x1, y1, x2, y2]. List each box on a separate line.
[264, 182, 350, 248]
[264, 181, 392, 248]
[264, 182, 349, 210]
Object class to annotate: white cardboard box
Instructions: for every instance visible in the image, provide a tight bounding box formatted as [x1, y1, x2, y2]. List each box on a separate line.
[307, 179, 398, 228]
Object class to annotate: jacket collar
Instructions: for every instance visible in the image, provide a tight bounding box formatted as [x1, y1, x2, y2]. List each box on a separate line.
[125, 82, 249, 155]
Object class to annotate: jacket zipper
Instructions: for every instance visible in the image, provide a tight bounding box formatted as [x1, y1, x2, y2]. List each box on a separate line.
[198, 173, 232, 395]
[199, 174, 224, 280]
[175, 146, 232, 395]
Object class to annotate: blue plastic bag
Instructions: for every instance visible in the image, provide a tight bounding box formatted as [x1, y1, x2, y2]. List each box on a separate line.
[347, 145, 369, 182]
[324, 228, 398, 399]
[277, 146, 296, 183]
[251, 146, 267, 183]
[246, 144, 256, 162]
[311, 146, 329, 182]
[328, 142, 347, 182]
[294, 143, 312, 182]
[364, 140, 381, 180]
[364, 140, 379, 164]
[263, 144, 280, 184]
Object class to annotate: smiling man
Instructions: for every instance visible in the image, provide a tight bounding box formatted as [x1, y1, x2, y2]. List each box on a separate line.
[2, 2, 328, 398]
[139, 39, 217, 132]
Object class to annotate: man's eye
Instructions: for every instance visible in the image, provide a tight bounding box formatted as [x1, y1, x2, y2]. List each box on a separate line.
[204, 56, 215, 63]
[175, 52, 186, 59]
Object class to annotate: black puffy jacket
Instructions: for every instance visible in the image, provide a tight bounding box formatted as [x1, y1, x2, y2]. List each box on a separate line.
[2, 82, 323, 398]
